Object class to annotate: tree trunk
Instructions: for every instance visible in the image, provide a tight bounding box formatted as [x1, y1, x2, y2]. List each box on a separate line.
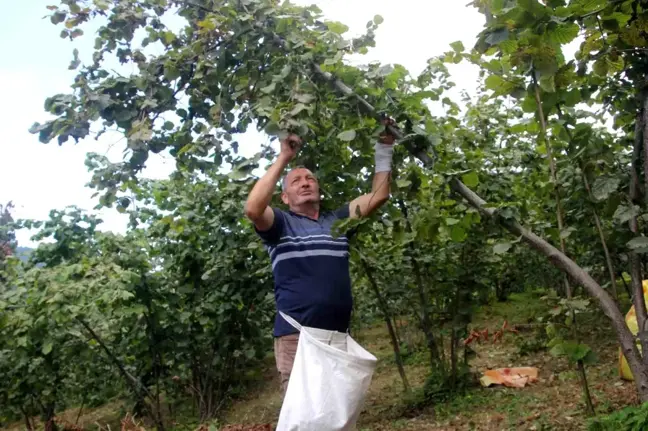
[577, 361, 595, 416]
[75, 394, 86, 425]
[360, 257, 411, 393]
[556, 104, 619, 301]
[643, 92, 648, 193]
[399, 200, 443, 369]
[20, 406, 34, 431]
[43, 404, 57, 431]
[302, 60, 648, 402]
[582, 172, 618, 299]
[533, 82, 571, 298]
[622, 273, 632, 298]
[392, 317, 403, 347]
[630, 111, 648, 366]
[535, 84, 596, 409]
[450, 179, 648, 400]
[76, 317, 165, 430]
[450, 327, 457, 391]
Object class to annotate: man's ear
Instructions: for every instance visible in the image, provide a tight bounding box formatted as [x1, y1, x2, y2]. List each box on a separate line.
[281, 192, 289, 205]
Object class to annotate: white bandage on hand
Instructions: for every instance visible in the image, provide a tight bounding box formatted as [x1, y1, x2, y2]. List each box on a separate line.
[374, 141, 394, 173]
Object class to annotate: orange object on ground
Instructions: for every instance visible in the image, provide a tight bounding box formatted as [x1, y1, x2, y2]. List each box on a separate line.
[619, 280, 648, 381]
[480, 367, 539, 388]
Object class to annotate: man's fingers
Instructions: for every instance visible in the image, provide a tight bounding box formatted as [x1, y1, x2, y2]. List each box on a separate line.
[288, 134, 302, 144]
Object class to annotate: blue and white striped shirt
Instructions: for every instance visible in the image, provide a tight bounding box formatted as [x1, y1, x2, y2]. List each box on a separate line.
[255, 205, 352, 337]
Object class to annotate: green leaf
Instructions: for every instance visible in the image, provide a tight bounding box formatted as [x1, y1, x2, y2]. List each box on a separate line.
[461, 171, 479, 188]
[42, 341, 53, 355]
[606, 55, 625, 73]
[567, 298, 590, 311]
[490, 0, 508, 12]
[547, 23, 579, 45]
[450, 226, 467, 242]
[493, 242, 512, 254]
[295, 93, 315, 103]
[560, 227, 575, 239]
[564, 89, 581, 107]
[591, 177, 620, 201]
[581, 349, 598, 365]
[549, 343, 565, 357]
[373, 14, 384, 25]
[162, 31, 176, 45]
[261, 82, 276, 94]
[627, 237, 648, 251]
[396, 179, 412, 189]
[163, 121, 174, 131]
[450, 41, 465, 53]
[592, 58, 608, 76]
[326, 21, 349, 34]
[578, 0, 607, 13]
[337, 130, 356, 141]
[445, 218, 460, 226]
[485, 75, 505, 91]
[290, 103, 307, 116]
[614, 205, 640, 224]
[485, 28, 509, 46]
[50, 11, 66, 24]
[538, 75, 556, 93]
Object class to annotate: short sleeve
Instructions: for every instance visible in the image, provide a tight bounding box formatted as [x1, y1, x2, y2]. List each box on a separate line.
[333, 203, 350, 220]
[332, 203, 357, 239]
[254, 207, 285, 245]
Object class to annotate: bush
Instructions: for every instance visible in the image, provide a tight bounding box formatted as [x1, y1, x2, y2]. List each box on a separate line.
[588, 402, 648, 431]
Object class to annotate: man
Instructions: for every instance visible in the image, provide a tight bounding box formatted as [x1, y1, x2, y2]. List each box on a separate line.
[244, 119, 396, 392]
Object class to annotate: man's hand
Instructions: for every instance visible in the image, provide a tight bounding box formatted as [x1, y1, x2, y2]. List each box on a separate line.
[378, 116, 397, 146]
[245, 132, 301, 232]
[279, 134, 302, 162]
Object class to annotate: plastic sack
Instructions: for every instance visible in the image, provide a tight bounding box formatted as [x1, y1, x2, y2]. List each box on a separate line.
[619, 280, 648, 380]
[276, 312, 377, 431]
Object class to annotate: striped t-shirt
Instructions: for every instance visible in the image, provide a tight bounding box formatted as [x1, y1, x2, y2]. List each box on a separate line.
[255, 205, 352, 337]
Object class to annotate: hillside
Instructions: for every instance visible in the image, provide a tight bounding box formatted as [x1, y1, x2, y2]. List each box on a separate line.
[220, 292, 636, 430]
[15, 246, 33, 262]
[18, 291, 639, 431]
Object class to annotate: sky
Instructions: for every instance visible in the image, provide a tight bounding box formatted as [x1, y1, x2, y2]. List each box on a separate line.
[0, 0, 485, 247]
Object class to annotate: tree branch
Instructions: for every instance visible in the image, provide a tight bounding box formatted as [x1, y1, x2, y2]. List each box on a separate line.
[76, 317, 154, 401]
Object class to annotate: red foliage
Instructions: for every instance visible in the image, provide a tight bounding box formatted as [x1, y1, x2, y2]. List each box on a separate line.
[220, 425, 273, 431]
[463, 320, 519, 346]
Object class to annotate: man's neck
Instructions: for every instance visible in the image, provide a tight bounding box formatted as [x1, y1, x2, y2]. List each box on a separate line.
[290, 203, 320, 220]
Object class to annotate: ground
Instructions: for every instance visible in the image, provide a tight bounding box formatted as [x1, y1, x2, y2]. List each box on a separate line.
[7, 290, 640, 430]
[221, 291, 639, 431]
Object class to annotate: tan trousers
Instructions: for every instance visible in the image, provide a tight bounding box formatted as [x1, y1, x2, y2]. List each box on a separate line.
[274, 333, 299, 393]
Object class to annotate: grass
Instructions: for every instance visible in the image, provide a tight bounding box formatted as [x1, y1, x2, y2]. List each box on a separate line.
[10, 289, 641, 430]
[223, 289, 640, 430]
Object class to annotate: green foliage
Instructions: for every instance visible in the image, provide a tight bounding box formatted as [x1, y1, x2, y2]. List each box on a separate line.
[588, 402, 648, 431]
[10, 0, 648, 425]
[0, 201, 17, 285]
[0, 174, 274, 425]
[544, 296, 598, 365]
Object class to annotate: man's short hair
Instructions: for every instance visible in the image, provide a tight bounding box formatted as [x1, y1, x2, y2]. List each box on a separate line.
[281, 166, 312, 191]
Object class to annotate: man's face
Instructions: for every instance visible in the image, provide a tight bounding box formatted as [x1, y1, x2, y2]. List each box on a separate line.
[282, 168, 320, 207]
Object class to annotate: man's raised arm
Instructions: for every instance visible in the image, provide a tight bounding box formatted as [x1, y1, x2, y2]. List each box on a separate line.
[349, 118, 396, 219]
[244, 134, 300, 231]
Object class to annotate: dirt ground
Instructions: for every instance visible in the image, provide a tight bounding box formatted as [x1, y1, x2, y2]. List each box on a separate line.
[222, 292, 639, 431]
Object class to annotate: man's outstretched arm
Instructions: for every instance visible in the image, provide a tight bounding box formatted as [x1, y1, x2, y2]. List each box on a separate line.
[349, 119, 396, 219]
[244, 134, 300, 231]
